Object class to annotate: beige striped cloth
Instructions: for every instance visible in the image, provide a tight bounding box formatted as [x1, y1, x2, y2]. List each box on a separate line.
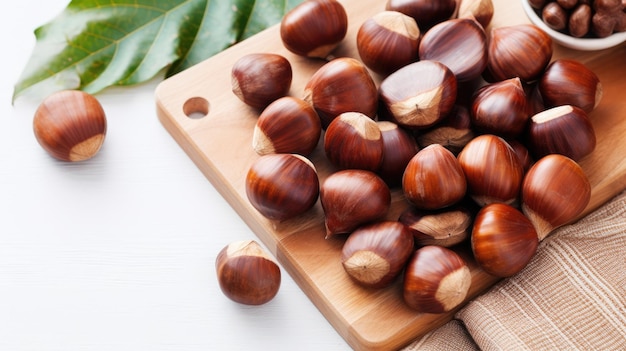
[404, 190, 626, 351]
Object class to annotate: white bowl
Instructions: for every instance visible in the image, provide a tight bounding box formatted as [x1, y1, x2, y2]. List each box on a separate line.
[521, 0, 626, 51]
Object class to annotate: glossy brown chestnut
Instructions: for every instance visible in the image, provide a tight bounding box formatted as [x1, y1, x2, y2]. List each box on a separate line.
[457, 134, 524, 206]
[357, 11, 420, 75]
[486, 24, 553, 82]
[403, 245, 472, 314]
[526, 105, 596, 162]
[471, 203, 538, 277]
[470, 77, 531, 138]
[324, 112, 383, 171]
[216, 240, 281, 305]
[376, 121, 420, 186]
[379, 60, 458, 129]
[386, 0, 457, 29]
[458, 0, 495, 27]
[341, 221, 414, 288]
[402, 144, 467, 210]
[280, 0, 348, 58]
[245, 154, 319, 221]
[419, 18, 488, 82]
[303, 57, 378, 128]
[33, 90, 107, 162]
[231, 53, 292, 109]
[320, 170, 391, 237]
[521, 154, 591, 240]
[399, 205, 473, 247]
[538, 59, 603, 114]
[415, 104, 475, 155]
[253, 97, 321, 156]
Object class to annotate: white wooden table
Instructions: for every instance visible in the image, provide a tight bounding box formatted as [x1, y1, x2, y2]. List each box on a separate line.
[0, 2, 350, 349]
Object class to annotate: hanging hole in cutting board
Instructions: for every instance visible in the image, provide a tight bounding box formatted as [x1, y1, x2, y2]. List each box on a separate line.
[183, 97, 210, 119]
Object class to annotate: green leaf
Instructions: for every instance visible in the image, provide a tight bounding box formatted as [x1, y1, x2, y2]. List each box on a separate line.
[13, 0, 303, 102]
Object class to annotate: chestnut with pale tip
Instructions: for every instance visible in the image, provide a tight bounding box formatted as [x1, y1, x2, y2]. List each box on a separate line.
[320, 170, 391, 238]
[526, 105, 596, 162]
[215, 240, 281, 305]
[33, 90, 107, 162]
[402, 144, 467, 210]
[252, 96, 321, 156]
[379, 60, 457, 129]
[280, 0, 348, 58]
[231, 53, 292, 110]
[403, 245, 472, 314]
[418, 18, 488, 82]
[324, 112, 383, 171]
[385, 0, 457, 30]
[521, 154, 591, 241]
[341, 221, 414, 289]
[303, 57, 378, 129]
[245, 154, 319, 221]
[457, 134, 524, 207]
[471, 203, 538, 277]
[376, 120, 420, 187]
[458, 0, 495, 28]
[470, 77, 531, 138]
[399, 205, 473, 248]
[538, 59, 603, 114]
[356, 11, 420, 76]
[486, 24, 553, 82]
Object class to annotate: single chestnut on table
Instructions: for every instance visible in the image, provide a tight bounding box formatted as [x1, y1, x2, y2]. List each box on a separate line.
[303, 57, 378, 128]
[376, 120, 420, 187]
[471, 203, 539, 277]
[356, 10, 421, 76]
[324, 112, 383, 171]
[245, 153, 319, 221]
[320, 169, 391, 238]
[252, 96, 321, 157]
[33, 90, 107, 162]
[521, 154, 591, 240]
[403, 245, 472, 314]
[280, 0, 348, 58]
[341, 221, 414, 289]
[538, 59, 603, 114]
[231, 53, 292, 110]
[399, 205, 473, 248]
[216, 240, 281, 305]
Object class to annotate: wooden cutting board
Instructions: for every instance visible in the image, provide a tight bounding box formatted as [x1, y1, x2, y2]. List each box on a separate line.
[155, 0, 626, 349]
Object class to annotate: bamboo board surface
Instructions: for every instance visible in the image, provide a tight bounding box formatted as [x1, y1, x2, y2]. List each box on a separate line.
[155, 0, 626, 349]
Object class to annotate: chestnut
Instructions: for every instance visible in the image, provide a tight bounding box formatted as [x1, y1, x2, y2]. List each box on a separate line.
[379, 60, 458, 129]
[457, 134, 524, 206]
[341, 221, 414, 288]
[245, 154, 319, 221]
[280, 0, 348, 58]
[526, 105, 596, 162]
[486, 24, 553, 82]
[402, 144, 467, 210]
[399, 205, 473, 248]
[458, 0, 495, 28]
[215, 240, 281, 305]
[386, 0, 457, 30]
[470, 77, 531, 138]
[253, 97, 321, 156]
[403, 245, 472, 314]
[357, 11, 420, 76]
[231, 53, 292, 110]
[471, 203, 538, 277]
[538, 59, 603, 114]
[418, 18, 488, 82]
[542, 2, 568, 31]
[415, 104, 475, 155]
[303, 57, 378, 128]
[521, 154, 591, 240]
[376, 120, 420, 187]
[320, 170, 391, 238]
[324, 112, 383, 171]
[33, 90, 107, 162]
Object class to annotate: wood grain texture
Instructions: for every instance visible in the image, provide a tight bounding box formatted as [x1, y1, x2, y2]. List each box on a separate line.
[155, 1, 626, 349]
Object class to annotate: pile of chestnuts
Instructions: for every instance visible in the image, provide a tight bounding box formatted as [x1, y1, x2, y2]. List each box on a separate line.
[222, 0, 600, 312]
[530, 0, 626, 38]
